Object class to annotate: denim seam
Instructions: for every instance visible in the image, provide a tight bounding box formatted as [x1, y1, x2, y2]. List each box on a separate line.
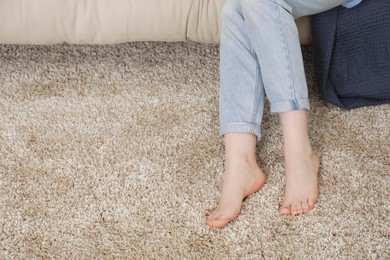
[276, 2, 296, 103]
[250, 56, 260, 134]
[246, 14, 259, 135]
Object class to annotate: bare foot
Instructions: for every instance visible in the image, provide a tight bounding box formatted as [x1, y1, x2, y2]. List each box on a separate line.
[206, 158, 266, 228]
[279, 151, 320, 215]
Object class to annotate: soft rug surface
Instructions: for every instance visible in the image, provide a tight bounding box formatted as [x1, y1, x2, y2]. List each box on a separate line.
[0, 42, 389, 259]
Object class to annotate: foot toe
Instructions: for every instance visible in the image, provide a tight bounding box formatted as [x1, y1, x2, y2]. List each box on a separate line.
[291, 203, 303, 215]
[206, 206, 240, 228]
[290, 204, 296, 215]
[302, 201, 310, 214]
[279, 203, 291, 215]
[308, 199, 316, 210]
[206, 216, 235, 228]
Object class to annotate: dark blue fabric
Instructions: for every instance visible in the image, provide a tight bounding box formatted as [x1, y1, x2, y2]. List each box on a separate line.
[311, 0, 390, 109]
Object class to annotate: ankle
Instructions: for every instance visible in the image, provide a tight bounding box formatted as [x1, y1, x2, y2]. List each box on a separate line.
[285, 149, 318, 169]
[285, 141, 314, 156]
[225, 152, 258, 167]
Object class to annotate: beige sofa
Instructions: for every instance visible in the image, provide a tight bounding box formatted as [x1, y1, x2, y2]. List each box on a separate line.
[0, 0, 311, 45]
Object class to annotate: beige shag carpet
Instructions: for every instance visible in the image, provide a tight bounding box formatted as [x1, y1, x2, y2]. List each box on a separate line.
[1, 42, 389, 259]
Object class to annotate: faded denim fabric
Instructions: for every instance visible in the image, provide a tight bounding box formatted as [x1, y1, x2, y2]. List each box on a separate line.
[219, 0, 352, 139]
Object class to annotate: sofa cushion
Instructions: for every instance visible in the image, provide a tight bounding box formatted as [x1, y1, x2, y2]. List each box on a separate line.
[0, 0, 311, 45]
[0, 0, 224, 44]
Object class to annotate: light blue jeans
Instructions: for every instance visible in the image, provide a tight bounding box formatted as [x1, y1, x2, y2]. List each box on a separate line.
[219, 0, 350, 139]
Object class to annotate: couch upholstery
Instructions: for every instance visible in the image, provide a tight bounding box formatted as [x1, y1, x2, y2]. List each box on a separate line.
[0, 0, 311, 45]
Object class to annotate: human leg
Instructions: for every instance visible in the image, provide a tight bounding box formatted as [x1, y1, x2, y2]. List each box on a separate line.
[278, 110, 320, 215]
[206, 0, 267, 228]
[209, 0, 349, 226]
[238, 0, 348, 215]
[219, 0, 265, 139]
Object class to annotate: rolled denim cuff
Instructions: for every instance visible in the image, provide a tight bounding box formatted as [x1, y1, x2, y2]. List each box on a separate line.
[270, 98, 310, 114]
[219, 122, 261, 140]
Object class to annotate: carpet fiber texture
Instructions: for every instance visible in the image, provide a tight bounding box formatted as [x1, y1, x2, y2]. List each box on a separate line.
[1, 42, 389, 259]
